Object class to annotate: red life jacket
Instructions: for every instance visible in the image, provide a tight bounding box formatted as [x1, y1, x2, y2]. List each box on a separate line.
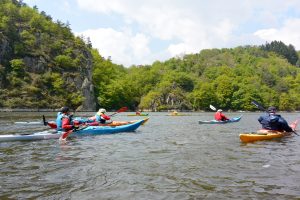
[214, 112, 229, 121]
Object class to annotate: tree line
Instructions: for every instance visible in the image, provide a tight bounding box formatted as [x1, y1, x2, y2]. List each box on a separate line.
[1, 0, 300, 111]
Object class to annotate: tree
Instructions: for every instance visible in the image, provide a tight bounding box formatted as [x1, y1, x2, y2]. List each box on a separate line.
[260, 41, 299, 65]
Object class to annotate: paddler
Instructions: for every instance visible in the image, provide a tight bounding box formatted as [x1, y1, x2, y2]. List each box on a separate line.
[258, 106, 293, 132]
[214, 109, 229, 121]
[56, 107, 78, 131]
[89, 108, 111, 124]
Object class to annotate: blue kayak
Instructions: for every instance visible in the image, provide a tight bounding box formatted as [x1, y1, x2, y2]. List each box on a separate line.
[198, 116, 242, 124]
[0, 119, 146, 142]
[71, 119, 144, 136]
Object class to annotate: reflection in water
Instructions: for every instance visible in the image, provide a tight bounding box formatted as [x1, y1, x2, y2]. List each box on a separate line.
[0, 112, 300, 199]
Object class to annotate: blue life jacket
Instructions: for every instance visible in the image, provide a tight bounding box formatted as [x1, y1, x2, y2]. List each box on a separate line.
[94, 114, 104, 123]
[258, 114, 292, 132]
[56, 113, 72, 131]
[56, 112, 63, 131]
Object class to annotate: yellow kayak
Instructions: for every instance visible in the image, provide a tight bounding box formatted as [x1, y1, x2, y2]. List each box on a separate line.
[239, 131, 290, 143]
[127, 113, 149, 116]
[240, 120, 298, 143]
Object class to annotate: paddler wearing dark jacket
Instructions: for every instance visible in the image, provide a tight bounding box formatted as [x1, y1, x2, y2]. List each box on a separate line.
[258, 106, 293, 132]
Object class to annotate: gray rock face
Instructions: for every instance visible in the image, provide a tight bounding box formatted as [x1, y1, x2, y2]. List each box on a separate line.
[0, 35, 97, 111]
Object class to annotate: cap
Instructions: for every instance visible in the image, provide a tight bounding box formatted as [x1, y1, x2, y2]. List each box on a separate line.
[217, 109, 223, 112]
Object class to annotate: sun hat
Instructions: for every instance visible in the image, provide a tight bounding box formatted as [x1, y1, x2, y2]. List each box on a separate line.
[97, 108, 106, 115]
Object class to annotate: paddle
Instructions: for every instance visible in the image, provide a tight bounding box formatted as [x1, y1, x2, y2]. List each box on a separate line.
[109, 107, 128, 116]
[251, 100, 299, 136]
[43, 115, 47, 126]
[209, 105, 217, 111]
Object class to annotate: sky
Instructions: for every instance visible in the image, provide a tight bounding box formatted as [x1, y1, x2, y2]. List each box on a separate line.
[23, 0, 300, 67]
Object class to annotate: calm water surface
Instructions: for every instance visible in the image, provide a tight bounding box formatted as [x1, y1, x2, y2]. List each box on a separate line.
[0, 112, 299, 199]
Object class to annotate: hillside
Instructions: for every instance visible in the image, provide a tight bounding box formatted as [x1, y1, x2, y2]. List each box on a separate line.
[1, 0, 300, 112]
[99, 46, 300, 111]
[0, 0, 96, 110]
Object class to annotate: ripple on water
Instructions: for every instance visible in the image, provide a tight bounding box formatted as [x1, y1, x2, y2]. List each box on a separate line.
[1, 112, 300, 199]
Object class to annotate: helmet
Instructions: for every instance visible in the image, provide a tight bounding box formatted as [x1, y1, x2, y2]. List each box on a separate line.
[61, 107, 70, 113]
[217, 109, 223, 112]
[98, 108, 106, 113]
[267, 106, 276, 113]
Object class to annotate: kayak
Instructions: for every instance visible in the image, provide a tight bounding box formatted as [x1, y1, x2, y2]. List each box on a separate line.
[166, 114, 191, 116]
[72, 119, 144, 135]
[239, 131, 291, 143]
[127, 113, 149, 116]
[46, 118, 149, 129]
[198, 116, 242, 124]
[166, 111, 191, 116]
[0, 119, 147, 142]
[239, 120, 298, 143]
[14, 121, 43, 125]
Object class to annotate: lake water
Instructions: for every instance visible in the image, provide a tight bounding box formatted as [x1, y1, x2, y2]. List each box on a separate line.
[0, 112, 299, 199]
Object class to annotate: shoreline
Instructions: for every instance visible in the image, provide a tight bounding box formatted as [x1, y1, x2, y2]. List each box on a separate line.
[0, 108, 96, 112]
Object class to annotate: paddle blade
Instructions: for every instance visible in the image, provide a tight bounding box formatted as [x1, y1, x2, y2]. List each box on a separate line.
[43, 115, 47, 126]
[117, 107, 128, 113]
[209, 105, 217, 111]
[251, 100, 266, 111]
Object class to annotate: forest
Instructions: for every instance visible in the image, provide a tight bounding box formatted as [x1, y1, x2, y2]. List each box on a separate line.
[1, 0, 300, 111]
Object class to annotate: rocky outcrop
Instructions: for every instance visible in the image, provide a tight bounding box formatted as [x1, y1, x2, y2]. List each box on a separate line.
[78, 48, 97, 111]
[81, 77, 96, 111]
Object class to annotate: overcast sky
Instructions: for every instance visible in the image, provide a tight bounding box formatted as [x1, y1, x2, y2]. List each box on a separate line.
[23, 0, 300, 67]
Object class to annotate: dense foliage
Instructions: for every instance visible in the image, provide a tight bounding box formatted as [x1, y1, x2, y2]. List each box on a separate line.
[0, 0, 97, 109]
[104, 47, 300, 111]
[260, 41, 299, 66]
[1, 0, 300, 111]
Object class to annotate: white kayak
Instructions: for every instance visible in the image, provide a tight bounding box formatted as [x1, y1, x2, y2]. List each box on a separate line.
[0, 131, 60, 142]
[14, 121, 43, 125]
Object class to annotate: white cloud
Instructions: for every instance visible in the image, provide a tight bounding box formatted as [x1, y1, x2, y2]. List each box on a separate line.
[74, 0, 300, 66]
[254, 18, 300, 48]
[76, 28, 151, 66]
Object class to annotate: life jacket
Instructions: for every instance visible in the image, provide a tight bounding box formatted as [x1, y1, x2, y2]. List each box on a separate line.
[56, 113, 71, 131]
[214, 112, 228, 121]
[99, 113, 110, 124]
[89, 114, 101, 122]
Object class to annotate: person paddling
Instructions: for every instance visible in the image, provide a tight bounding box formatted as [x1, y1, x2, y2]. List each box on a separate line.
[258, 106, 293, 132]
[89, 108, 111, 124]
[56, 107, 78, 132]
[214, 109, 229, 121]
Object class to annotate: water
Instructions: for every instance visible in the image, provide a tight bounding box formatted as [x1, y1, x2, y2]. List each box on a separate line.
[0, 112, 299, 199]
